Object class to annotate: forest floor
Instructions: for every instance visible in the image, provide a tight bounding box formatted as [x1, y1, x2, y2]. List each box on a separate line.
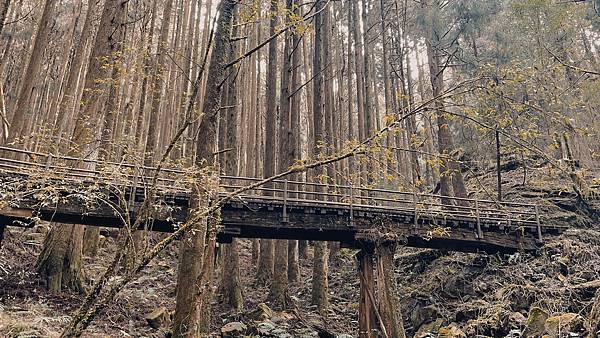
[1, 158, 600, 338]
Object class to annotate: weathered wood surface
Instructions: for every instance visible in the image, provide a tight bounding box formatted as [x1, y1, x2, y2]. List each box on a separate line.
[0, 191, 555, 253]
[0, 146, 567, 253]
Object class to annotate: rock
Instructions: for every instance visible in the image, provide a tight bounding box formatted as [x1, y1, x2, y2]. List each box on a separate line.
[508, 312, 527, 327]
[292, 327, 318, 338]
[438, 324, 466, 338]
[411, 305, 441, 329]
[25, 232, 44, 242]
[544, 313, 588, 337]
[220, 322, 247, 337]
[271, 327, 292, 337]
[248, 303, 273, 321]
[15, 329, 42, 338]
[415, 318, 444, 338]
[505, 329, 522, 338]
[522, 307, 549, 338]
[144, 306, 170, 329]
[256, 321, 276, 335]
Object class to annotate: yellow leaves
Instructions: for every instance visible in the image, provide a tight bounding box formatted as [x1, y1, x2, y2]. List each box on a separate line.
[383, 114, 396, 126]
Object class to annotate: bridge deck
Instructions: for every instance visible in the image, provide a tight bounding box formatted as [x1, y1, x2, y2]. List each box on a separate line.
[0, 146, 566, 253]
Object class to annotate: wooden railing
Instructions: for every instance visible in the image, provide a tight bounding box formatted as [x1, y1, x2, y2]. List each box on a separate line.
[0, 146, 553, 240]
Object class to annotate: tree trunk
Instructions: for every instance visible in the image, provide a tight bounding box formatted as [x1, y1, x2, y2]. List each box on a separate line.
[0, 0, 11, 38]
[53, 0, 98, 147]
[144, 0, 174, 166]
[310, 0, 329, 313]
[171, 0, 236, 336]
[425, 0, 468, 205]
[376, 243, 406, 338]
[221, 10, 243, 310]
[4, 0, 56, 149]
[358, 248, 377, 338]
[36, 0, 126, 293]
[257, 0, 278, 286]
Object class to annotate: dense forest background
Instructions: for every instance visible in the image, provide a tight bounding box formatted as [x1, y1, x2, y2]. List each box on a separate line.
[0, 0, 599, 337]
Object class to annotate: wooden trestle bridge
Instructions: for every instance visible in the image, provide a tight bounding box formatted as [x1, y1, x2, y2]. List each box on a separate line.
[0, 146, 565, 253]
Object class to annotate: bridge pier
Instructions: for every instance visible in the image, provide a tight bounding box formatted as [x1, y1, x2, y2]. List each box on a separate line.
[357, 246, 377, 338]
[357, 242, 406, 338]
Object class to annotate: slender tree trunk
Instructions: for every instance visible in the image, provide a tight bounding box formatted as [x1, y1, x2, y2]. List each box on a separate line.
[311, 0, 329, 313]
[36, 0, 126, 293]
[83, 7, 128, 256]
[220, 7, 243, 311]
[0, 0, 11, 38]
[287, 0, 301, 281]
[425, 37, 468, 205]
[256, 0, 278, 286]
[144, 0, 174, 166]
[4, 0, 56, 149]
[171, 1, 236, 336]
[53, 0, 98, 148]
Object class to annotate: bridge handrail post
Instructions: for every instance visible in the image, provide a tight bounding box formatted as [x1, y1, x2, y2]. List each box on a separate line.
[349, 183, 354, 227]
[475, 199, 483, 239]
[44, 153, 53, 170]
[535, 204, 543, 242]
[412, 191, 418, 231]
[128, 165, 140, 211]
[283, 179, 288, 223]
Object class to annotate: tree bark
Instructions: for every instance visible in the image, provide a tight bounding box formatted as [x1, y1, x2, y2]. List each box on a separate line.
[220, 9, 243, 310]
[144, 0, 174, 166]
[358, 248, 377, 338]
[171, 0, 236, 336]
[376, 243, 406, 338]
[36, 0, 126, 293]
[4, 0, 56, 149]
[257, 0, 278, 286]
[310, 0, 329, 313]
[53, 0, 98, 147]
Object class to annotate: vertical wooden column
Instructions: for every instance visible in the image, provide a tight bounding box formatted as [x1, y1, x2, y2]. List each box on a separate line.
[0, 224, 5, 248]
[376, 242, 406, 338]
[358, 247, 377, 338]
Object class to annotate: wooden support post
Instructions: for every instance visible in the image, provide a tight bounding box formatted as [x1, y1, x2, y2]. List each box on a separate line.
[283, 179, 289, 223]
[376, 242, 406, 338]
[44, 153, 53, 170]
[358, 248, 377, 338]
[0, 224, 5, 248]
[496, 129, 502, 201]
[535, 205, 543, 242]
[349, 184, 354, 227]
[412, 191, 418, 233]
[475, 200, 483, 239]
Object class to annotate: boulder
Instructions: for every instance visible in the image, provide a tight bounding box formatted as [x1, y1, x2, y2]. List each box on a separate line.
[220, 322, 247, 337]
[544, 313, 588, 337]
[508, 312, 527, 327]
[522, 307, 549, 338]
[415, 318, 444, 338]
[411, 305, 441, 329]
[438, 324, 466, 338]
[144, 306, 170, 329]
[256, 321, 276, 335]
[248, 303, 273, 321]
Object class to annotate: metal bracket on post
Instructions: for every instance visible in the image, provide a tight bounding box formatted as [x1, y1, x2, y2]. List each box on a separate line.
[475, 200, 483, 239]
[349, 183, 354, 227]
[282, 179, 289, 223]
[535, 204, 543, 242]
